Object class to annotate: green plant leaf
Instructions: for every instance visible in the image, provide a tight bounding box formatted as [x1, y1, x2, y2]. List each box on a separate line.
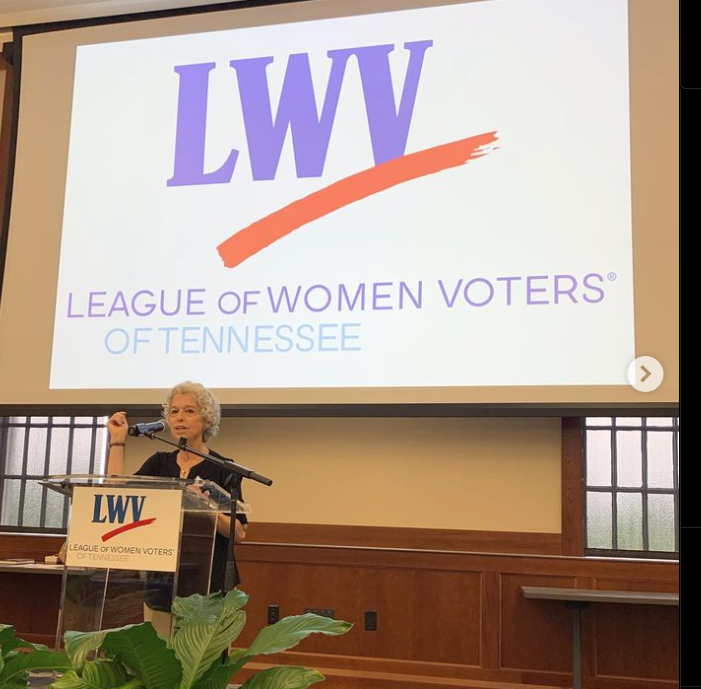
[230, 615, 352, 674]
[172, 594, 223, 627]
[238, 666, 324, 689]
[0, 650, 71, 683]
[0, 624, 49, 659]
[172, 590, 248, 631]
[51, 659, 129, 689]
[0, 679, 29, 689]
[0, 625, 16, 650]
[189, 659, 233, 689]
[173, 608, 246, 689]
[221, 589, 249, 611]
[100, 623, 180, 689]
[64, 631, 109, 671]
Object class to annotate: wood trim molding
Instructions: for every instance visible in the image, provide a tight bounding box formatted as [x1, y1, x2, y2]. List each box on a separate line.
[235, 542, 679, 582]
[0, 533, 64, 558]
[244, 523, 563, 555]
[0, 54, 14, 238]
[561, 417, 585, 556]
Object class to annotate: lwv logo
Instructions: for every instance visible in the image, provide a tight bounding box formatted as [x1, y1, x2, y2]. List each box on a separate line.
[166, 40, 498, 268]
[92, 493, 156, 541]
[167, 40, 434, 186]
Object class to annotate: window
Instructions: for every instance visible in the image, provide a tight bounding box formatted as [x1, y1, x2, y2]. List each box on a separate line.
[585, 417, 679, 558]
[0, 416, 108, 532]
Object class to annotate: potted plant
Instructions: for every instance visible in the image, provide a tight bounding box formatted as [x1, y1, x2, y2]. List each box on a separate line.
[0, 590, 351, 689]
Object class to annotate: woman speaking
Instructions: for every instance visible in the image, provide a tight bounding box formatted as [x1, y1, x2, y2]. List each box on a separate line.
[106, 381, 247, 632]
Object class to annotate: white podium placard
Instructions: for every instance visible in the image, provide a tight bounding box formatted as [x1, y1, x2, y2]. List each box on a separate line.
[66, 486, 182, 572]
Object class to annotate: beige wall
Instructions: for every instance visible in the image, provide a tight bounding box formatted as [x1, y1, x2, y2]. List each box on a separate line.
[125, 416, 562, 533]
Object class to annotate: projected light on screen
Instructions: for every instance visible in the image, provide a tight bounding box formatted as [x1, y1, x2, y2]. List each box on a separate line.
[49, 0, 634, 390]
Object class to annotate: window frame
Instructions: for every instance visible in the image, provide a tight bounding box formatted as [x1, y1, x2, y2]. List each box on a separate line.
[583, 416, 679, 560]
[0, 415, 108, 533]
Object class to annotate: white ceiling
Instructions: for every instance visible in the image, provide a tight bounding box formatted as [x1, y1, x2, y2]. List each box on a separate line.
[0, 0, 242, 30]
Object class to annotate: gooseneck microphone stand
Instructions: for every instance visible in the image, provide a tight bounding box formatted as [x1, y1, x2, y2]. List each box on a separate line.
[138, 429, 273, 591]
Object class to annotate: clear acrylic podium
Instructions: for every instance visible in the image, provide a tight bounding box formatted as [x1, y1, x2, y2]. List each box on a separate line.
[42, 474, 247, 646]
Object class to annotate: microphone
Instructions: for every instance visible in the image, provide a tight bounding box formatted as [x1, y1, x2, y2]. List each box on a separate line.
[128, 421, 166, 437]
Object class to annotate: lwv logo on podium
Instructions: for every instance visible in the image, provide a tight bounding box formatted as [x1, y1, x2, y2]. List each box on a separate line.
[67, 486, 181, 572]
[91, 493, 156, 541]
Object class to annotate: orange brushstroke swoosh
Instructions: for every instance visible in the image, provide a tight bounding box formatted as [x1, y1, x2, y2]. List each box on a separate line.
[217, 131, 498, 268]
[101, 517, 157, 542]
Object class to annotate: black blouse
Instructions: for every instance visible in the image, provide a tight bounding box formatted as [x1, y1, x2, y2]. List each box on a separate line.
[135, 449, 247, 596]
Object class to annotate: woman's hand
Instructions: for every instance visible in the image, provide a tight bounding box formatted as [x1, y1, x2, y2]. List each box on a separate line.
[106, 412, 129, 475]
[107, 411, 129, 443]
[214, 512, 247, 544]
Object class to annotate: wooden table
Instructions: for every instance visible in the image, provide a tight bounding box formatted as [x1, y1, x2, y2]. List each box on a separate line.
[522, 586, 679, 689]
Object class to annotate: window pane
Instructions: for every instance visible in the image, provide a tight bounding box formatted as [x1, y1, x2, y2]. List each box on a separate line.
[617, 492, 643, 550]
[616, 417, 642, 427]
[587, 492, 613, 549]
[586, 417, 611, 427]
[586, 431, 612, 486]
[26, 427, 49, 475]
[648, 494, 675, 552]
[647, 418, 674, 428]
[647, 431, 674, 489]
[0, 479, 21, 526]
[70, 428, 98, 474]
[49, 427, 72, 475]
[95, 427, 109, 474]
[616, 431, 642, 488]
[45, 488, 67, 529]
[4, 427, 27, 475]
[21, 479, 44, 529]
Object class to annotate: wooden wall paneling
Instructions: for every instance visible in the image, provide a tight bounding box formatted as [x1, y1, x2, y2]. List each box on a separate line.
[0, 571, 61, 644]
[239, 560, 483, 665]
[499, 574, 576, 674]
[575, 576, 598, 681]
[0, 536, 678, 689]
[481, 571, 501, 670]
[592, 578, 679, 682]
[404, 568, 482, 664]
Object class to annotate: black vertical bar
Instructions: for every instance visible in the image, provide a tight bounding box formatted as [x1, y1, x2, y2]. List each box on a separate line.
[572, 605, 583, 689]
[582, 424, 588, 549]
[16, 418, 32, 527]
[38, 417, 54, 528]
[62, 417, 76, 528]
[641, 422, 649, 551]
[0, 416, 9, 510]
[609, 423, 617, 552]
[673, 418, 680, 553]
[87, 420, 98, 475]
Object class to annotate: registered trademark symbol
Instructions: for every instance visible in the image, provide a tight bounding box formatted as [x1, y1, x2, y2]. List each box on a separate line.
[607, 272, 617, 281]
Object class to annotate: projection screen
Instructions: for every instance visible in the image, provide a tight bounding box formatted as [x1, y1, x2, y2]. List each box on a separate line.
[0, 0, 679, 407]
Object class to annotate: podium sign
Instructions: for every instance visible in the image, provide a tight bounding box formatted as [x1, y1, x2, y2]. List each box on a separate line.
[66, 486, 182, 572]
[42, 474, 234, 642]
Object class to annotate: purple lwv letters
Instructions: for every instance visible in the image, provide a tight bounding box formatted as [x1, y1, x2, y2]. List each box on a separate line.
[167, 40, 433, 187]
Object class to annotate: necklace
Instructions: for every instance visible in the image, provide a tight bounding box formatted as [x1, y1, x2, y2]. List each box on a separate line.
[177, 448, 207, 480]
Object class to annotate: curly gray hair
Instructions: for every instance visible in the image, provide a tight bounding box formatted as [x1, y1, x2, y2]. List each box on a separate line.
[162, 381, 221, 442]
